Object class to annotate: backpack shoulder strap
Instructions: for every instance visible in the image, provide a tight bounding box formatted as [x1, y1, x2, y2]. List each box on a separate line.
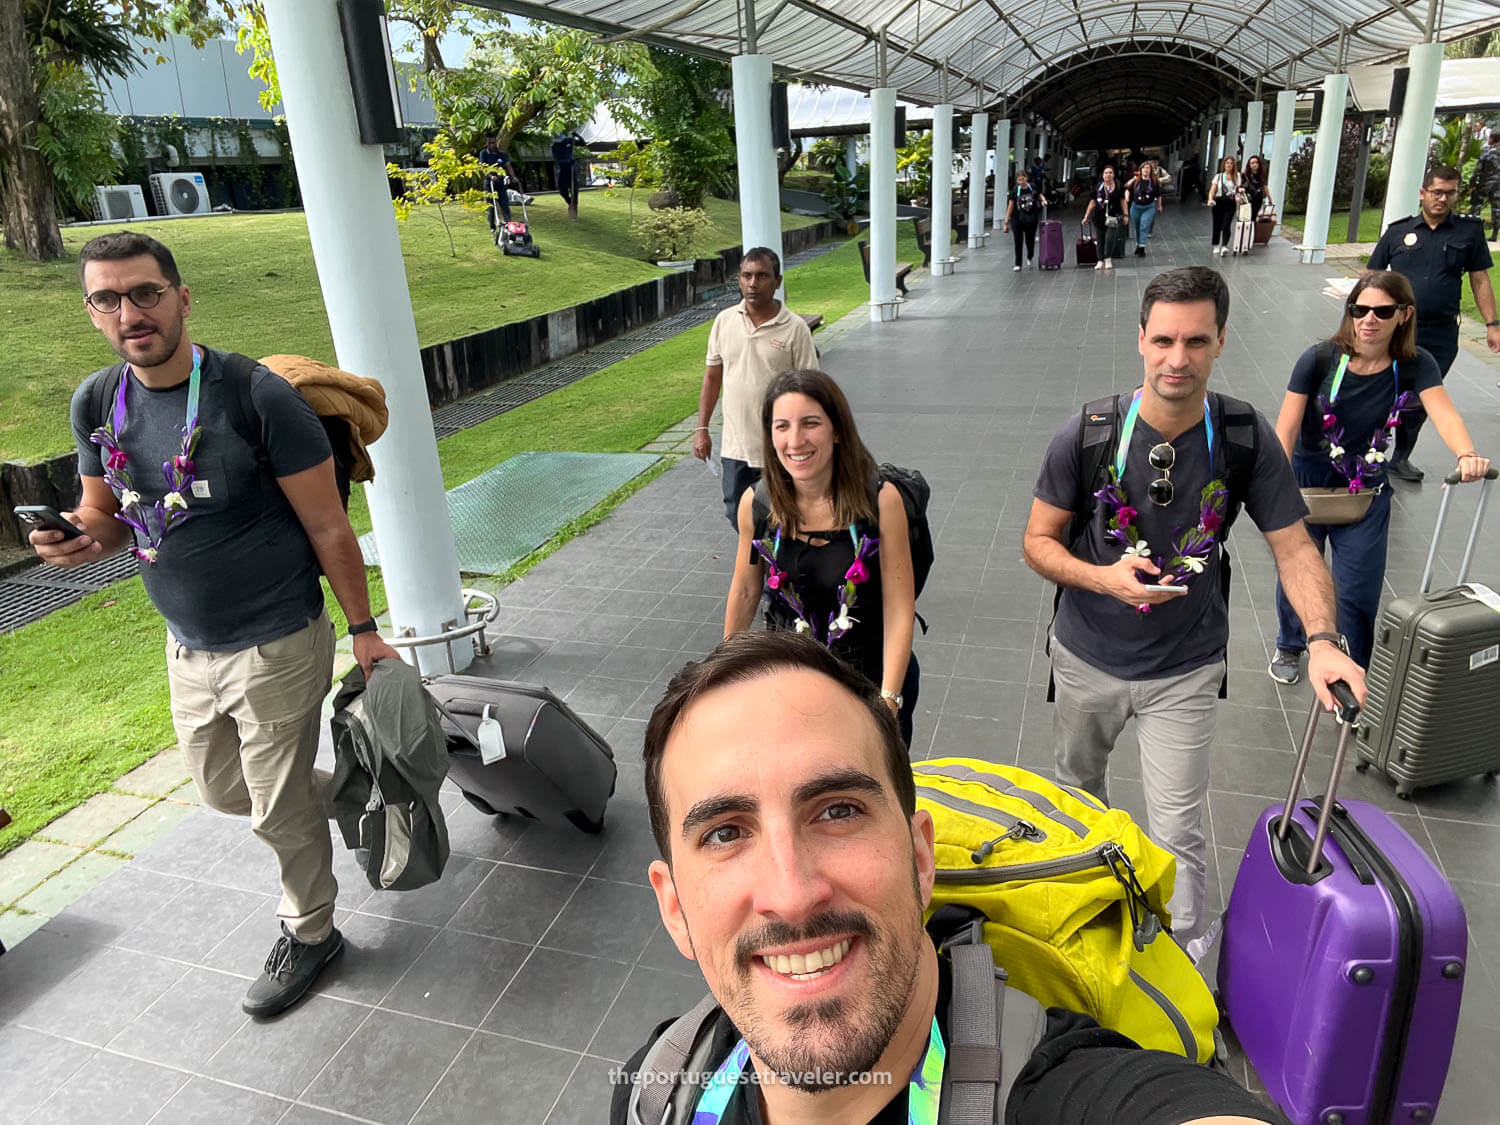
[217, 351, 268, 463]
[938, 922, 1048, 1125]
[1071, 395, 1120, 542]
[90, 363, 128, 432]
[1210, 392, 1260, 518]
[751, 479, 772, 540]
[627, 993, 725, 1125]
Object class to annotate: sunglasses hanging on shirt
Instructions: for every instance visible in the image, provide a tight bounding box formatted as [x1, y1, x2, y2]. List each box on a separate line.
[1147, 442, 1175, 506]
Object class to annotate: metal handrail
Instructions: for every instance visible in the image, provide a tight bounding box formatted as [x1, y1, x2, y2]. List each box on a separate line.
[386, 588, 500, 674]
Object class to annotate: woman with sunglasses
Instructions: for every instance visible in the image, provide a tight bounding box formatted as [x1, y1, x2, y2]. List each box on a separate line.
[723, 369, 919, 745]
[1267, 270, 1490, 683]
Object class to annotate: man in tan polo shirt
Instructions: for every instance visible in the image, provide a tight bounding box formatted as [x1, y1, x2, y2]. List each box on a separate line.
[692, 247, 818, 525]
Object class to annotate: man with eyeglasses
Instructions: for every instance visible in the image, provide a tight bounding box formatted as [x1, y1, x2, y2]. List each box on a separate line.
[1022, 267, 1365, 959]
[1368, 162, 1499, 481]
[26, 232, 400, 1018]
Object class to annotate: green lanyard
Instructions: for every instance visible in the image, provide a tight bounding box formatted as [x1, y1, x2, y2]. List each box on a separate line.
[692, 1017, 947, 1124]
[1114, 389, 1214, 480]
[1326, 352, 1399, 405]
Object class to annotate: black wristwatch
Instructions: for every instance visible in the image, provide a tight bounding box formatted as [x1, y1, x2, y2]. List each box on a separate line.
[347, 618, 378, 637]
[1486, 319, 1500, 328]
[1307, 631, 1350, 654]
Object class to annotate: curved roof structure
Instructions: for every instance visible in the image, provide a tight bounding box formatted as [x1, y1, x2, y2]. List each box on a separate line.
[476, 1, 1500, 143]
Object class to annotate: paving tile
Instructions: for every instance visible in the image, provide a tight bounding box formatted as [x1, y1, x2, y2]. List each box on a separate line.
[152, 1077, 291, 1124]
[316, 911, 439, 1006]
[541, 876, 661, 963]
[413, 1030, 579, 1125]
[130, 809, 247, 880]
[115, 880, 270, 962]
[100, 797, 200, 857]
[113, 748, 193, 797]
[356, 853, 495, 928]
[442, 799, 534, 862]
[585, 801, 662, 886]
[198, 833, 284, 896]
[1422, 818, 1500, 887]
[483, 946, 630, 1052]
[635, 923, 706, 980]
[501, 816, 611, 875]
[11, 944, 188, 1044]
[0, 905, 48, 948]
[545, 1054, 619, 1125]
[36, 792, 158, 848]
[446, 862, 582, 944]
[588, 964, 715, 1063]
[203, 994, 370, 1099]
[106, 964, 251, 1068]
[0, 1024, 96, 1116]
[27, 1049, 188, 1125]
[380, 928, 529, 1027]
[302, 1008, 472, 1123]
[0, 839, 83, 906]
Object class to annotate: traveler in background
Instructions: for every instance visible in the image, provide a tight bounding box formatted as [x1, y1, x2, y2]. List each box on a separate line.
[1082, 165, 1126, 272]
[722, 369, 919, 746]
[693, 248, 818, 526]
[1126, 159, 1165, 258]
[1368, 163, 1500, 481]
[1207, 155, 1241, 257]
[1179, 148, 1206, 206]
[1241, 154, 1271, 222]
[1469, 129, 1500, 241]
[1003, 168, 1047, 271]
[1267, 270, 1490, 683]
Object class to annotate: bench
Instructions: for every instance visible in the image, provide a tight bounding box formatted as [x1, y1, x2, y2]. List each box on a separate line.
[911, 212, 967, 267]
[797, 313, 824, 333]
[857, 240, 912, 296]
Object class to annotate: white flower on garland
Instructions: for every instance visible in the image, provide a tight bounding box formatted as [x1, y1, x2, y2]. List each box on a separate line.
[163, 491, 188, 511]
[119, 489, 141, 508]
[1180, 556, 1207, 574]
[1123, 540, 1150, 558]
[832, 607, 858, 633]
[1364, 449, 1385, 464]
[794, 619, 811, 634]
[1328, 444, 1345, 460]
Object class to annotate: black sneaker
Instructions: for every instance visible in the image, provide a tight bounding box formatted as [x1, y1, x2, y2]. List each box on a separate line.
[1387, 458, 1424, 482]
[1135, 245, 1146, 256]
[1268, 649, 1302, 685]
[242, 926, 343, 1018]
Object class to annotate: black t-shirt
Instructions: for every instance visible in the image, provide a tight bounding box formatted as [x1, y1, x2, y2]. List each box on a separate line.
[1095, 181, 1124, 217]
[1287, 344, 1443, 487]
[1368, 213, 1494, 321]
[608, 953, 1286, 1125]
[1013, 185, 1041, 220]
[1132, 177, 1159, 205]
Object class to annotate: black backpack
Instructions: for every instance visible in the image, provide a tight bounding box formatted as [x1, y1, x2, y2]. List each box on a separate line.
[89, 352, 355, 508]
[1047, 391, 1261, 700]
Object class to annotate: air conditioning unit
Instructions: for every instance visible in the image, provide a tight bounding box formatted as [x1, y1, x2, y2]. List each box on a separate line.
[92, 184, 147, 221]
[149, 172, 211, 216]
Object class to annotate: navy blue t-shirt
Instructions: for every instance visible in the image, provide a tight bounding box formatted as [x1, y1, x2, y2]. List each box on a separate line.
[71, 347, 331, 651]
[1287, 344, 1442, 487]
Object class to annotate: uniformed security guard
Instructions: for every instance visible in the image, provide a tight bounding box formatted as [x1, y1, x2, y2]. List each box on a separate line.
[1368, 162, 1500, 481]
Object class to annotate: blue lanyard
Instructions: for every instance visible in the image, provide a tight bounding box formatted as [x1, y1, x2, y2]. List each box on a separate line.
[1114, 389, 1213, 480]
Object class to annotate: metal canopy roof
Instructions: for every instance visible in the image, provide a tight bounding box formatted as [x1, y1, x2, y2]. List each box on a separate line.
[474, 1, 1500, 144]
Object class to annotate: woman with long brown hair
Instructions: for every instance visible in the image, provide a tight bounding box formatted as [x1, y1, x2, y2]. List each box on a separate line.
[723, 369, 919, 744]
[1206, 155, 1241, 256]
[1267, 270, 1490, 684]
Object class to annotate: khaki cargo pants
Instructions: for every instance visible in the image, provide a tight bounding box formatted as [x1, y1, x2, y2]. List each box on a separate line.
[166, 611, 337, 943]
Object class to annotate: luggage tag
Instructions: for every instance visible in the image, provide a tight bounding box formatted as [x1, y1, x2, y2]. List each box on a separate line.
[477, 704, 508, 764]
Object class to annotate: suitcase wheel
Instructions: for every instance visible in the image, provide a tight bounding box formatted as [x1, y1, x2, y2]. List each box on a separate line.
[461, 791, 504, 817]
[1354, 761, 1370, 773]
[567, 810, 606, 835]
[1487, 772, 1498, 781]
[1396, 788, 1413, 800]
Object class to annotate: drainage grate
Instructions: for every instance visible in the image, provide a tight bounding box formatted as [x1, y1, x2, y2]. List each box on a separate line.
[0, 582, 101, 633]
[0, 550, 141, 632]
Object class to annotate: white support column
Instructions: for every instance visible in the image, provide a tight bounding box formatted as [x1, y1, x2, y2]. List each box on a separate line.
[967, 112, 989, 248]
[1245, 100, 1265, 159]
[1038, 128, 1049, 163]
[1012, 121, 1027, 182]
[991, 116, 1011, 234]
[731, 54, 785, 294]
[869, 87, 899, 322]
[1199, 116, 1214, 173]
[1226, 106, 1243, 163]
[1267, 90, 1297, 234]
[1382, 40, 1443, 233]
[1298, 72, 1350, 264]
[845, 134, 858, 176]
[261, 0, 466, 674]
[931, 103, 956, 275]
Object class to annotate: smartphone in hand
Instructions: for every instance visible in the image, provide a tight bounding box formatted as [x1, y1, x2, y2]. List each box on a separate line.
[1140, 583, 1189, 596]
[13, 505, 85, 540]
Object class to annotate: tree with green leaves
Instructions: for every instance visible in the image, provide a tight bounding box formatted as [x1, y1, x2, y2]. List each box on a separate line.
[386, 131, 487, 257]
[633, 49, 733, 208]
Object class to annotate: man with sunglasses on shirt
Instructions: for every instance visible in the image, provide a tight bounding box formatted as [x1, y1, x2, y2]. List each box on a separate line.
[1368, 163, 1500, 481]
[1022, 267, 1365, 961]
[27, 232, 400, 1019]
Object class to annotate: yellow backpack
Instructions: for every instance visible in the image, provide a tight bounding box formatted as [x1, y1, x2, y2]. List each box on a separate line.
[916, 757, 1218, 1063]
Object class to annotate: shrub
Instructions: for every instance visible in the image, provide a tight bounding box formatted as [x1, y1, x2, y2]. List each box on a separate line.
[630, 206, 712, 260]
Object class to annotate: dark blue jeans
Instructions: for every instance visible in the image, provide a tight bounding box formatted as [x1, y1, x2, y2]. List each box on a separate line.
[721, 457, 761, 527]
[1275, 486, 1392, 667]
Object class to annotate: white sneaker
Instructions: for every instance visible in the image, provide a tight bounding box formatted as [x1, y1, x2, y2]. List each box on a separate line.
[1104, 259, 1113, 270]
[1185, 916, 1224, 966]
[1094, 261, 1104, 271]
[1013, 265, 1022, 271]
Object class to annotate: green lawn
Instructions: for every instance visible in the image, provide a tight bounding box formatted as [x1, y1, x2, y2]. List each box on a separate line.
[0, 230, 921, 862]
[1281, 208, 1389, 244]
[0, 192, 819, 464]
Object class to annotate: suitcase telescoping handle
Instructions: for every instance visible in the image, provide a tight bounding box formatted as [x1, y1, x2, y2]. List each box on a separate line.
[1419, 467, 1499, 594]
[1277, 681, 1361, 875]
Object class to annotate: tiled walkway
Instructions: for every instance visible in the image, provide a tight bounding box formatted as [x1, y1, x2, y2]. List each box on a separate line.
[4, 207, 1500, 1123]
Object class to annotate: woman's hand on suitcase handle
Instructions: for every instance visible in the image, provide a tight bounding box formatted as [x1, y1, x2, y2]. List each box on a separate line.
[1445, 459, 1496, 485]
[1307, 645, 1367, 714]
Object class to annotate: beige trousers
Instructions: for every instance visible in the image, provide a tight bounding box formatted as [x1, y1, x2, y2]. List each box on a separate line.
[166, 612, 337, 943]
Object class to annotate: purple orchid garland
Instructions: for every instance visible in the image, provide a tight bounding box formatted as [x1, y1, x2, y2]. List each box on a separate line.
[1097, 469, 1229, 615]
[754, 527, 881, 644]
[1317, 390, 1419, 493]
[89, 396, 201, 566]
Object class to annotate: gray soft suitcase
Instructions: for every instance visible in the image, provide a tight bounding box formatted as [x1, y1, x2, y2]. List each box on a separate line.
[1355, 470, 1500, 798]
[427, 675, 616, 833]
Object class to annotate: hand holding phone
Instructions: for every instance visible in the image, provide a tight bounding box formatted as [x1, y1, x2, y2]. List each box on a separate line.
[14, 505, 84, 540]
[1140, 583, 1189, 596]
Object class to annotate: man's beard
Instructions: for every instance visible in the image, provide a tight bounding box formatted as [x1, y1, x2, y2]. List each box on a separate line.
[114, 317, 183, 368]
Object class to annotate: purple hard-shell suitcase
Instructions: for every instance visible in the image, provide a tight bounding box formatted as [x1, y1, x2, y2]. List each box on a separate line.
[1219, 690, 1467, 1125]
[1038, 220, 1064, 269]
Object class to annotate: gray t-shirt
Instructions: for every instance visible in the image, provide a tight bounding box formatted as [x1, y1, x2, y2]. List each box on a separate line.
[1034, 392, 1305, 680]
[71, 347, 332, 651]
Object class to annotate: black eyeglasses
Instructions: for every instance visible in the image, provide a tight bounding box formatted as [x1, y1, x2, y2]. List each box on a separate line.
[1147, 442, 1175, 507]
[1346, 302, 1406, 321]
[1423, 187, 1458, 199]
[85, 284, 173, 314]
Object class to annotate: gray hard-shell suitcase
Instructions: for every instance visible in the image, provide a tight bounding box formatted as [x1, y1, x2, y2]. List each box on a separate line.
[1355, 469, 1500, 798]
[427, 674, 616, 833]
